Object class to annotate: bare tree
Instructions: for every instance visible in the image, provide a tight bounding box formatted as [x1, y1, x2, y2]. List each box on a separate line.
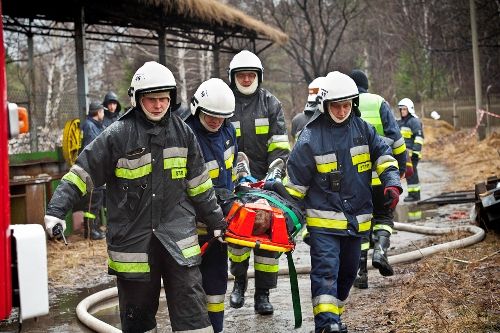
[254, 0, 365, 83]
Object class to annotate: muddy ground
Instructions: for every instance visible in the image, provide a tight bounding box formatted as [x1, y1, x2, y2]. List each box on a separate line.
[1, 119, 499, 333]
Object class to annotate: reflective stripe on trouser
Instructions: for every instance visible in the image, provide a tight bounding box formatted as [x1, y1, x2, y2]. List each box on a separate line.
[407, 159, 420, 198]
[309, 232, 361, 332]
[200, 236, 228, 333]
[228, 244, 279, 289]
[117, 236, 212, 333]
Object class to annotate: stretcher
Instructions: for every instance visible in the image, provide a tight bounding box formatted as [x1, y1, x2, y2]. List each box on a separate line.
[223, 187, 304, 328]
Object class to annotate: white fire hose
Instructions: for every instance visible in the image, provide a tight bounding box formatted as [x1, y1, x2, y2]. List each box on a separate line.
[76, 222, 485, 332]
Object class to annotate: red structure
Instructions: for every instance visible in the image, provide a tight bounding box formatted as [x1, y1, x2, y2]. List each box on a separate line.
[0, 1, 13, 319]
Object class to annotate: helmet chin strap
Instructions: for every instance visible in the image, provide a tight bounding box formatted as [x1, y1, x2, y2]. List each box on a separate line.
[328, 108, 351, 124]
[199, 112, 220, 132]
[235, 79, 258, 95]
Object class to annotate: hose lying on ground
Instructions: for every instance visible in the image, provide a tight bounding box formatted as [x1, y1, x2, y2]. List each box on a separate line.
[76, 222, 485, 331]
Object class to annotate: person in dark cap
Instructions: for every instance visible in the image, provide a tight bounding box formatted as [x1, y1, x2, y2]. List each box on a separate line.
[349, 69, 407, 289]
[102, 91, 122, 128]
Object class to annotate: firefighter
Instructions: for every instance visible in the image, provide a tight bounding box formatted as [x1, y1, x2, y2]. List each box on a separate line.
[291, 76, 325, 143]
[227, 50, 290, 315]
[285, 71, 402, 333]
[102, 91, 122, 128]
[185, 78, 237, 333]
[44, 61, 226, 333]
[349, 69, 407, 288]
[398, 98, 424, 202]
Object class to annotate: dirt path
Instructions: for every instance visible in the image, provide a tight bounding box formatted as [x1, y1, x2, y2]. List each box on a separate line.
[2, 120, 498, 332]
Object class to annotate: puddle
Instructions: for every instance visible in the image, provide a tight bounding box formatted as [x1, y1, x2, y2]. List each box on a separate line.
[395, 202, 440, 223]
[0, 282, 115, 333]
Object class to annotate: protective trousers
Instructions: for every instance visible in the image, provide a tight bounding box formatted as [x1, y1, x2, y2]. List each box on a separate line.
[309, 232, 361, 333]
[199, 235, 228, 333]
[228, 245, 279, 289]
[117, 236, 212, 333]
[407, 158, 420, 200]
[369, 184, 394, 247]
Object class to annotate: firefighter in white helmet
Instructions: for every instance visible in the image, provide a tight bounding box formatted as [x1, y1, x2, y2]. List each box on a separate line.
[185, 78, 237, 333]
[291, 76, 326, 143]
[285, 71, 402, 333]
[397, 97, 424, 202]
[45, 61, 226, 333]
[227, 50, 290, 315]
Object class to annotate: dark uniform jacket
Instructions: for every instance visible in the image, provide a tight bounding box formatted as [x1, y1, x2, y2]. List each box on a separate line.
[81, 116, 104, 148]
[285, 112, 402, 238]
[103, 109, 121, 128]
[186, 115, 237, 191]
[230, 87, 290, 180]
[47, 108, 225, 280]
[291, 102, 317, 142]
[398, 114, 424, 159]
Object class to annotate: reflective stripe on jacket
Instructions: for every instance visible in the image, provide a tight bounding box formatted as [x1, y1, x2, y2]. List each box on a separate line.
[48, 109, 225, 280]
[230, 87, 290, 180]
[398, 115, 424, 158]
[285, 112, 401, 237]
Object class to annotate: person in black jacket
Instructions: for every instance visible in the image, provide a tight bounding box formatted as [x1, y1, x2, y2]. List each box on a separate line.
[102, 91, 122, 128]
[44, 61, 226, 333]
[227, 50, 290, 315]
[291, 77, 325, 143]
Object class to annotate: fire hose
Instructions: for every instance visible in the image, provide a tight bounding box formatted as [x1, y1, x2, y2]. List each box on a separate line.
[76, 222, 485, 332]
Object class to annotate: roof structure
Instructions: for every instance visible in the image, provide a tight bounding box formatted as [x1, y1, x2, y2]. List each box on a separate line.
[2, 0, 288, 53]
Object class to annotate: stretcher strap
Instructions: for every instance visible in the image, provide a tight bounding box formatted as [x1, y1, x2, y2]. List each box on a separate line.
[286, 251, 302, 328]
[242, 191, 301, 234]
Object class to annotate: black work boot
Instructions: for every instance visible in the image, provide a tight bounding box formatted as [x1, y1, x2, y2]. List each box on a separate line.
[254, 288, 274, 315]
[372, 230, 394, 276]
[320, 323, 342, 333]
[353, 250, 368, 289]
[404, 191, 420, 202]
[230, 275, 247, 308]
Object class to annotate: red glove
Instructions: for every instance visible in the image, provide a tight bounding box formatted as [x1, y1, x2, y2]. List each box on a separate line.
[384, 186, 400, 209]
[405, 161, 414, 179]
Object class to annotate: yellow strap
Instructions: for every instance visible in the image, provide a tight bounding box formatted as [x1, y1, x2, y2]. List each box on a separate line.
[225, 236, 291, 252]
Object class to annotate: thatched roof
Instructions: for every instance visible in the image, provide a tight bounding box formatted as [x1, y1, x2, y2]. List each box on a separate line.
[3, 0, 288, 50]
[145, 0, 288, 45]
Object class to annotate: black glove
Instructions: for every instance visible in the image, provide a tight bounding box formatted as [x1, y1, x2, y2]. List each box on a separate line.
[411, 152, 420, 162]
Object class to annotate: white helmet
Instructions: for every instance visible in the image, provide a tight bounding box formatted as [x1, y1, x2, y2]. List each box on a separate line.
[190, 78, 235, 118]
[318, 71, 360, 115]
[398, 98, 417, 117]
[228, 50, 264, 86]
[128, 61, 177, 108]
[307, 77, 326, 103]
